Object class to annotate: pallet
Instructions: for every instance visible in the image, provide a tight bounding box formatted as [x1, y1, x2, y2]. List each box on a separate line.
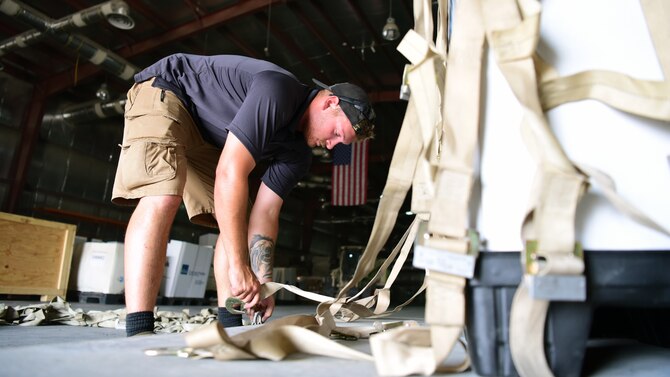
[160, 297, 208, 306]
[77, 291, 124, 305]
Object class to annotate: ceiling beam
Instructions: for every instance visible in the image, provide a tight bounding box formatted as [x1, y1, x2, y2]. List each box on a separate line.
[344, 0, 403, 82]
[347, 0, 403, 80]
[182, 0, 206, 18]
[400, 0, 414, 20]
[0, 55, 36, 82]
[1, 52, 50, 79]
[124, 0, 172, 30]
[254, 12, 329, 83]
[369, 90, 401, 103]
[287, 2, 362, 87]
[124, 0, 201, 55]
[309, 1, 384, 89]
[220, 26, 262, 59]
[42, 0, 289, 96]
[117, 0, 285, 58]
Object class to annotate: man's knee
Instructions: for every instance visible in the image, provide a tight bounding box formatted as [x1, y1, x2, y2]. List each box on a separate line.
[138, 195, 182, 213]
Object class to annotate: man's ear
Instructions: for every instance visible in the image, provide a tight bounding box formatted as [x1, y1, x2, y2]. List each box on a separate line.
[324, 94, 340, 109]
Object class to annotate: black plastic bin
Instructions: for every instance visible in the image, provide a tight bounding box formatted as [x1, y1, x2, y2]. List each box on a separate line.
[465, 250, 670, 377]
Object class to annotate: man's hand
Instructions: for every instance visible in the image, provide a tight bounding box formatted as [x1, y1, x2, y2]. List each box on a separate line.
[228, 264, 261, 309]
[249, 295, 275, 323]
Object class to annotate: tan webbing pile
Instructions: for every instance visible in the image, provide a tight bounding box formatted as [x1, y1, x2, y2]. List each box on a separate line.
[0, 296, 221, 333]
[0, 297, 125, 328]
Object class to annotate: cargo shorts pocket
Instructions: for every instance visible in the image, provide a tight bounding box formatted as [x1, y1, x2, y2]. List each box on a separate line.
[119, 140, 178, 190]
[125, 84, 187, 124]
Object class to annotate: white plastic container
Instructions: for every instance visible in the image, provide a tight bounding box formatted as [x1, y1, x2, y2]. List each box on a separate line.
[76, 241, 124, 294]
[198, 233, 219, 247]
[161, 240, 213, 298]
[272, 267, 297, 302]
[67, 236, 88, 291]
[185, 245, 214, 299]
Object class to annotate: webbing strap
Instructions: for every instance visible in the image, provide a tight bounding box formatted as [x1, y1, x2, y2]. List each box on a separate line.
[576, 163, 670, 237]
[509, 281, 551, 376]
[149, 1, 667, 375]
[370, 0, 485, 375]
[536, 0, 670, 121]
[533, 0, 670, 240]
[335, 99, 424, 299]
[641, 0, 670, 74]
[168, 31, 438, 365]
[487, 1, 670, 375]
[185, 316, 374, 362]
[481, 1, 587, 376]
[398, 33, 444, 213]
[539, 68, 670, 121]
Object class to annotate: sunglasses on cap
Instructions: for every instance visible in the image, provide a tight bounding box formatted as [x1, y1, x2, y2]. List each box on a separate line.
[333, 94, 376, 137]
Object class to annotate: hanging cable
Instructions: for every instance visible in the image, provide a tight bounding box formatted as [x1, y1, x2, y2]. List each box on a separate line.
[264, 0, 272, 57]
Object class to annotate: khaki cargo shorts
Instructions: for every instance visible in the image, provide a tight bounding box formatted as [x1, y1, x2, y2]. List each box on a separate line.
[112, 78, 219, 228]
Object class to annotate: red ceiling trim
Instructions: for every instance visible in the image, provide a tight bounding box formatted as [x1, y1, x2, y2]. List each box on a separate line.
[43, 0, 291, 95]
[369, 90, 401, 103]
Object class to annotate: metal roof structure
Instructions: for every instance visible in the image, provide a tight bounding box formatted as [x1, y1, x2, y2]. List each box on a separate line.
[0, 0, 419, 267]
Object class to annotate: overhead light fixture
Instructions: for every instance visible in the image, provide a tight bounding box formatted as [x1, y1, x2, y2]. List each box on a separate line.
[96, 83, 110, 101]
[106, 2, 135, 30]
[382, 0, 400, 41]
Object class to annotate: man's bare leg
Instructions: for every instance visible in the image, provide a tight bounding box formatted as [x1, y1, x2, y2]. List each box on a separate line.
[124, 195, 181, 315]
[214, 235, 243, 327]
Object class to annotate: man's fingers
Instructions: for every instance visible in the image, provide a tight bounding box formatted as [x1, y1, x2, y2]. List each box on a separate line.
[262, 304, 273, 321]
[244, 293, 260, 309]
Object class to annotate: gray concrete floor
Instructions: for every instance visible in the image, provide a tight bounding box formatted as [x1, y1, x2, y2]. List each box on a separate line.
[1, 299, 669, 377]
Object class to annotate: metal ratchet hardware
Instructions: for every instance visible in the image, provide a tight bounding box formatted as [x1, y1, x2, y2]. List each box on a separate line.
[224, 297, 265, 325]
[330, 331, 358, 341]
[251, 312, 264, 326]
[144, 347, 195, 358]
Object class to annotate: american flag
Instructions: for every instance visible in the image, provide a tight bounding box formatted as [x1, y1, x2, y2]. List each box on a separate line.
[331, 139, 369, 206]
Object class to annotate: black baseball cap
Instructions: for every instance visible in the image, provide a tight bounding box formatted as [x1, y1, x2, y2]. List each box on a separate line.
[313, 78, 376, 139]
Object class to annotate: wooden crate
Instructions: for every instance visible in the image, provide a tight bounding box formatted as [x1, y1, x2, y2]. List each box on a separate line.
[0, 212, 77, 301]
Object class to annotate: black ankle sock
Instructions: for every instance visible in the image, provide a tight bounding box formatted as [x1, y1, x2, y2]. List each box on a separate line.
[126, 311, 155, 337]
[218, 307, 243, 327]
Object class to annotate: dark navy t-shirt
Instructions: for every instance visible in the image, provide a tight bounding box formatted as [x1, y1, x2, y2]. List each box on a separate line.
[134, 54, 314, 199]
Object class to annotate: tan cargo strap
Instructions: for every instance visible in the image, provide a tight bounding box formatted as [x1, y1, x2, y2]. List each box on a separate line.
[481, 1, 587, 376]
[537, 0, 670, 122]
[149, 0, 469, 372]
[483, 0, 670, 376]
[369, 0, 485, 375]
[183, 318, 375, 362]
[334, 94, 424, 301]
[191, 0, 670, 375]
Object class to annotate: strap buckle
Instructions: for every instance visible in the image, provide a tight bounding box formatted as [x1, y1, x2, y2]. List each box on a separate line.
[224, 297, 246, 315]
[412, 220, 479, 278]
[524, 240, 586, 301]
[399, 64, 411, 101]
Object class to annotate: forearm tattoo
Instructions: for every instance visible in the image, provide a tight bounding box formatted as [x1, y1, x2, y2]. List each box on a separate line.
[249, 234, 274, 281]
